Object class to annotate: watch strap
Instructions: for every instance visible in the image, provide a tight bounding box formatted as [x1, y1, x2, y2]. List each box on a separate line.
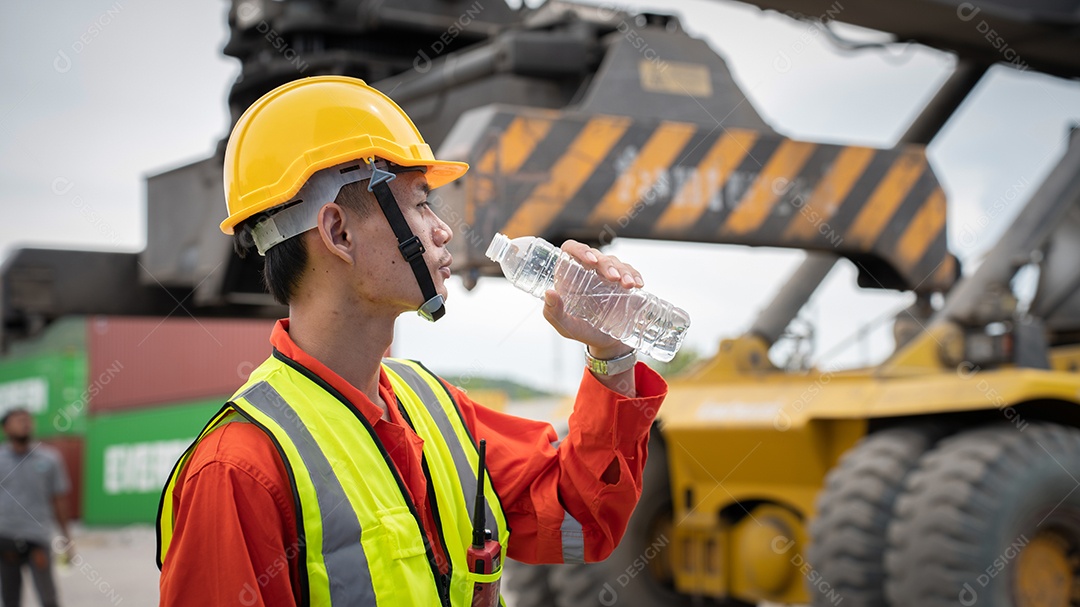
[584, 347, 637, 376]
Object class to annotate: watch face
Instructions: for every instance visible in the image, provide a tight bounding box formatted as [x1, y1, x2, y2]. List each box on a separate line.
[585, 349, 635, 375]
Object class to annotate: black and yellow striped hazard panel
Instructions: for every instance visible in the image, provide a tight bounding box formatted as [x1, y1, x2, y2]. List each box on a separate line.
[441, 107, 959, 294]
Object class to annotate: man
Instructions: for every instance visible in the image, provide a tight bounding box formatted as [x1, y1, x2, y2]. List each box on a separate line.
[157, 76, 667, 606]
[0, 409, 71, 607]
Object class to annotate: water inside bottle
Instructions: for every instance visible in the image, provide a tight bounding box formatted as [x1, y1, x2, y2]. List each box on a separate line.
[487, 233, 559, 296]
[554, 256, 688, 362]
[487, 233, 690, 362]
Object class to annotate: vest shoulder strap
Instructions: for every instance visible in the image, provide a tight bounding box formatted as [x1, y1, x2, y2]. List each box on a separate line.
[382, 358, 510, 548]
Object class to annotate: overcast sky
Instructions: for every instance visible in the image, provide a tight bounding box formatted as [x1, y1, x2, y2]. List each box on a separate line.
[3, 0, 1079, 394]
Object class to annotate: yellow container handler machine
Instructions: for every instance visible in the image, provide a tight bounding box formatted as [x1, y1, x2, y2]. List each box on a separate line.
[426, 3, 1080, 606]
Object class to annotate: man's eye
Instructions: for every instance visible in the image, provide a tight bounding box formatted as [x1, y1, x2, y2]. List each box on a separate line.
[418, 200, 431, 209]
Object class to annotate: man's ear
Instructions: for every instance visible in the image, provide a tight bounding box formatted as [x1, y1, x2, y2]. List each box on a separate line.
[315, 202, 355, 265]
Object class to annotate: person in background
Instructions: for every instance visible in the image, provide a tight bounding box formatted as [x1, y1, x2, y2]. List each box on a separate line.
[0, 408, 71, 607]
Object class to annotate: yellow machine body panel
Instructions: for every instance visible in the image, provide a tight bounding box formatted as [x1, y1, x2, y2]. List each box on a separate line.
[658, 336, 1080, 602]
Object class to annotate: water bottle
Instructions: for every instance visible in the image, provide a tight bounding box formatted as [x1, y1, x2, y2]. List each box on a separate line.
[485, 233, 690, 362]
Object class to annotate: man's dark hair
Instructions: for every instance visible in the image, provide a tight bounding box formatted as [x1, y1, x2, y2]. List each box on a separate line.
[234, 181, 377, 304]
[1, 408, 29, 427]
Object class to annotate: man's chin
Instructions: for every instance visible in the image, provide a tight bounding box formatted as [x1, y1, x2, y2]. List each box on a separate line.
[433, 276, 450, 301]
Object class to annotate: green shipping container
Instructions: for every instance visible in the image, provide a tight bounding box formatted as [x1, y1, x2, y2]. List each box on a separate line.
[83, 398, 225, 525]
[2, 315, 274, 427]
[1, 317, 88, 439]
[0, 351, 88, 439]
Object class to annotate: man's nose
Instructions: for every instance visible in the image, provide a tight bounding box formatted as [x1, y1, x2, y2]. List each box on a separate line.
[435, 216, 452, 246]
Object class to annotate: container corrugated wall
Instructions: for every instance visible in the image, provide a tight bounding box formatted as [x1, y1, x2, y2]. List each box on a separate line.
[86, 316, 274, 413]
[0, 350, 87, 439]
[1, 315, 279, 524]
[83, 398, 225, 525]
[41, 436, 84, 522]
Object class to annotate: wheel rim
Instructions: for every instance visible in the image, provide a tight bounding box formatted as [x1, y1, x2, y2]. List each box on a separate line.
[1014, 528, 1079, 607]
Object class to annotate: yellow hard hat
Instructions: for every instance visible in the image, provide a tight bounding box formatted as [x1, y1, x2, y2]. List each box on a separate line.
[220, 76, 469, 234]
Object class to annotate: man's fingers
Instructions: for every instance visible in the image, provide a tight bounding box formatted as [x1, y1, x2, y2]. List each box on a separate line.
[597, 255, 642, 289]
[543, 289, 559, 310]
[560, 240, 596, 266]
[560, 240, 644, 289]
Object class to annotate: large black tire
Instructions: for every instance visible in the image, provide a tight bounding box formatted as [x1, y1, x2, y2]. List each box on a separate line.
[502, 560, 558, 607]
[885, 422, 1080, 606]
[549, 430, 750, 607]
[807, 424, 950, 606]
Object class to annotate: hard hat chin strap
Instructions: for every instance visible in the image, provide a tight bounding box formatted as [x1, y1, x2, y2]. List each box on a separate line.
[365, 160, 446, 322]
[250, 157, 446, 321]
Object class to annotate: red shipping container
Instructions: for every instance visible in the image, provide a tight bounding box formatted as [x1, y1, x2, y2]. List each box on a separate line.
[40, 436, 83, 522]
[87, 316, 275, 413]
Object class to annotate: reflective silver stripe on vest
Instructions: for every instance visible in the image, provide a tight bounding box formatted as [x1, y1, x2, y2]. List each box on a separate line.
[239, 382, 377, 605]
[384, 360, 500, 541]
[560, 511, 586, 564]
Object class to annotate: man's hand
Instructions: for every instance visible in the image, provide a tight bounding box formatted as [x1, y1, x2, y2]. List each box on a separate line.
[541, 240, 643, 353]
[53, 534, 74, 552]
[542, 240, 642, 396]
[52, 534, 75, 566]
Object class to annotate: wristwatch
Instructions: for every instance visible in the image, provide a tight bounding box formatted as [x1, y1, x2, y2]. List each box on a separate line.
[584, 346, 637, 376]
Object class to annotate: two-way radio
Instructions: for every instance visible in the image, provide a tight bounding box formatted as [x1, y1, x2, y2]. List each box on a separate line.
[467, 439, 501, 607]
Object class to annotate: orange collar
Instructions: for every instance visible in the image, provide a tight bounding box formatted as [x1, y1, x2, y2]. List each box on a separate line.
[269, 319, 393, 427]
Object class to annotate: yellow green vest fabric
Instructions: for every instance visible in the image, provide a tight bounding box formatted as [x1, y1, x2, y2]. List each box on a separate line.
[157, 352, 510, 606]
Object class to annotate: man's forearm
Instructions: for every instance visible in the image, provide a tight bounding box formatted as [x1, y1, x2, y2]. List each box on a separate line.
[53, 495, 70, 538]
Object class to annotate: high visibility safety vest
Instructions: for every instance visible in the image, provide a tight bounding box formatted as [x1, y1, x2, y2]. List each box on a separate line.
[158, 351, 510, 606]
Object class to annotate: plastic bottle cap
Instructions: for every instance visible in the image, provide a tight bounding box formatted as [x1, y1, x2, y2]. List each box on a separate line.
[485, 233, 512, 263]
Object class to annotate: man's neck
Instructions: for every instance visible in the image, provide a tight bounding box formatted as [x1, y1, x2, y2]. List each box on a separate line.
[286, 301, 396, 414]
